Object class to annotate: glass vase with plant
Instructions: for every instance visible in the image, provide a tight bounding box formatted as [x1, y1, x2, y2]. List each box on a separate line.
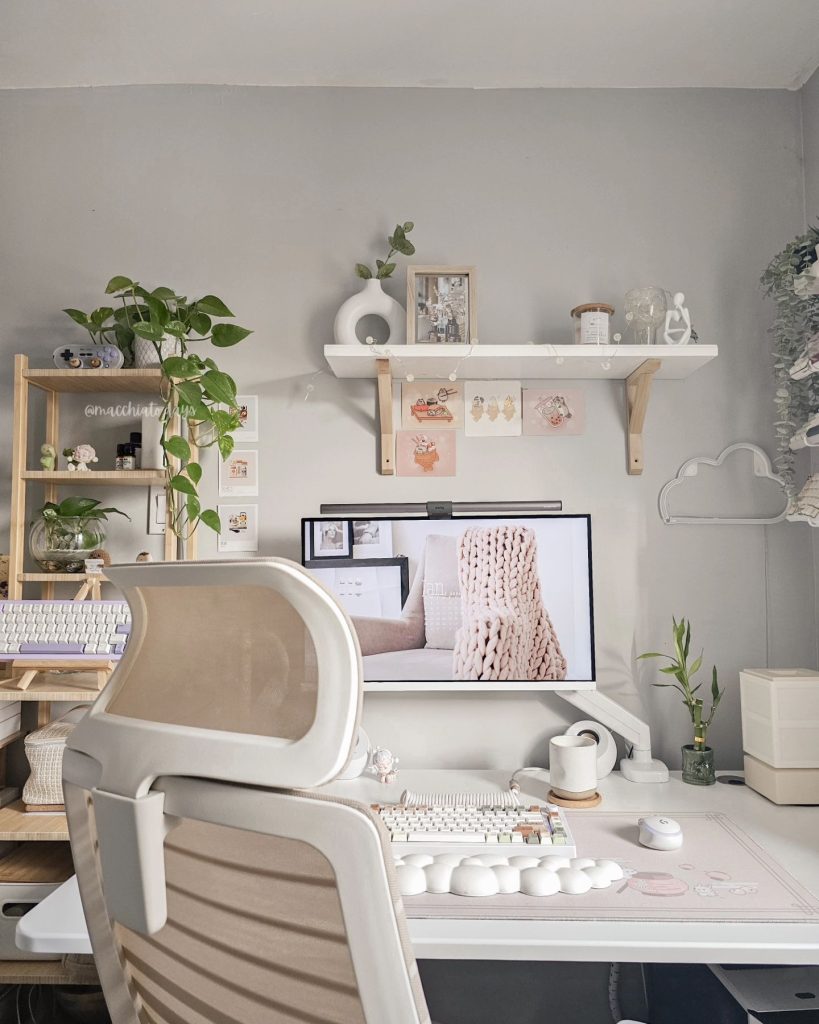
[30, 497, 130, 574]
[639, 617, 724, 786]
[64, 276, 253, 538]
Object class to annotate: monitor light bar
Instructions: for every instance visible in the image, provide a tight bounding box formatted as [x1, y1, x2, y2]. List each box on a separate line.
[318, 500, 562, 519]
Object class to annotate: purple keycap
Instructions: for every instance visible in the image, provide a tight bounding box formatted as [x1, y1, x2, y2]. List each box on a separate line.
[20, 643, 84, 655]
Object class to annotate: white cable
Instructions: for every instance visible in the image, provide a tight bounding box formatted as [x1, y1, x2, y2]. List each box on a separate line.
[508, 766, 548, 793]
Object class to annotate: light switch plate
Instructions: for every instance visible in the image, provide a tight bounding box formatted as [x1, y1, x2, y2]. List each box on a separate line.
[147, 486, 167, 535]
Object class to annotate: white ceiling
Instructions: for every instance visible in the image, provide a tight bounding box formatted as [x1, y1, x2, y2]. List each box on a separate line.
[2, 0, 819, 91]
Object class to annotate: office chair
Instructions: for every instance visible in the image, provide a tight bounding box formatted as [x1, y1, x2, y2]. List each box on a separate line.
[63, 559, 434, 1024]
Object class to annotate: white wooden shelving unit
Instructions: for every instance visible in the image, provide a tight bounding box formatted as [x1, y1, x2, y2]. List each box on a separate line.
[324, 343, 719, 475]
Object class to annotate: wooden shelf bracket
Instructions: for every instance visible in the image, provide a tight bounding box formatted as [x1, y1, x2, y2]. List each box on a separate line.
[625, 358, 661, 475]
[376, 358, 395, 475]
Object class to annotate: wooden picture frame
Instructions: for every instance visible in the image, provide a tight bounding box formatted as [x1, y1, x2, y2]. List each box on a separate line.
[406, 265, 477, 345]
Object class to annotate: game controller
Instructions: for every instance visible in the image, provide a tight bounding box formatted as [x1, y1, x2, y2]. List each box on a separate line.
[53, 345, 124, 370]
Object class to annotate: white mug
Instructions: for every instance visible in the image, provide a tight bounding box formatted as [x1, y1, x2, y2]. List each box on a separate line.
[549, 734, 598, 799]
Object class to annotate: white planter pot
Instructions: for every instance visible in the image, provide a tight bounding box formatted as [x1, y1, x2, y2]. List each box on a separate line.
[134, 335, 178, 368]
[333, 278, 405, 346]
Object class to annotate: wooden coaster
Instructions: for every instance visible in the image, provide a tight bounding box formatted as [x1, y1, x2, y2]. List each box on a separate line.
[23, 803, 65, 814]
[547, 789, 602, 809]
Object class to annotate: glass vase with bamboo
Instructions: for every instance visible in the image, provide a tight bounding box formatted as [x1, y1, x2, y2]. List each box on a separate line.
[639, 617, 724, 785]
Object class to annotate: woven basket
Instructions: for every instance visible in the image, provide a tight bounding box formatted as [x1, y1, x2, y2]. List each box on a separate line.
[22, 707, 86, 808]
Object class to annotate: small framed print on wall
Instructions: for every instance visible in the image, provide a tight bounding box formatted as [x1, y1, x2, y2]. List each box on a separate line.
[217, 504, 259, 553]
[235, 395, 259, 443]
[218, 449, 259, 497]
[406, 266, 477, 345]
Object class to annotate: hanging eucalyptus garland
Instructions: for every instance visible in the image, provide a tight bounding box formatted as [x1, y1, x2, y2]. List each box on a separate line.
[760, 224, 819, 492]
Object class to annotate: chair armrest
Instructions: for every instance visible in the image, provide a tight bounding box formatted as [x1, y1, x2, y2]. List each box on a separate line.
[351, 614, 425, 656]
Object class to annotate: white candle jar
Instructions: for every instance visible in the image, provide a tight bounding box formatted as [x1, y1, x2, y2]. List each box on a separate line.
[570, 302, 614, 345]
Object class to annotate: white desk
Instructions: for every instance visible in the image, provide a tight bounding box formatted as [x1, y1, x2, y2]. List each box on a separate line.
[16, 770, 819, 965]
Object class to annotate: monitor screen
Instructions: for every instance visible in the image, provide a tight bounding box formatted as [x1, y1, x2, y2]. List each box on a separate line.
[302, 515, 594, 685]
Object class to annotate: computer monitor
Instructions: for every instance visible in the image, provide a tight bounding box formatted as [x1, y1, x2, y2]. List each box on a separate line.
[302, 515, 594, 686]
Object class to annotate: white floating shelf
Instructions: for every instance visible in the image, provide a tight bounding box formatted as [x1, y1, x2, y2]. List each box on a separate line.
[363, 679, 596, 693]
[325, 343, 718, 381]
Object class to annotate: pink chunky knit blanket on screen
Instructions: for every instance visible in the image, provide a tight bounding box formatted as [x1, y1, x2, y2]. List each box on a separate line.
[452, 526, 568, 681]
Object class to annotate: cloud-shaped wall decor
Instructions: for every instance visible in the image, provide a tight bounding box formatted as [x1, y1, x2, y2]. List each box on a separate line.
[658, 442, 789, 525]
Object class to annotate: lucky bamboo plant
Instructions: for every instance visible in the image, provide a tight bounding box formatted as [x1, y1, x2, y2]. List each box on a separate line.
[639, 617, 723, 751]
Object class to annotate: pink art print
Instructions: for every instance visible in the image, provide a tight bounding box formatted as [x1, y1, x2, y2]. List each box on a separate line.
[523, 389, 586, 436]
[396, 430, 456, 477]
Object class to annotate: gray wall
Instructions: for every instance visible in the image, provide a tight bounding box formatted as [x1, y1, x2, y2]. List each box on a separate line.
[1, 85, 817, 777]
[0, 82, 817, 1024]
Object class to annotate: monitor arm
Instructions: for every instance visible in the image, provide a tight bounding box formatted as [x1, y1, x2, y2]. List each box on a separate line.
[559, 689, 669, 783]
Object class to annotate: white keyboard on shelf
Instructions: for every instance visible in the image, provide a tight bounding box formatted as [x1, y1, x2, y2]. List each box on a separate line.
[371, 788, 577, 859]
[0, 600, 131, 659]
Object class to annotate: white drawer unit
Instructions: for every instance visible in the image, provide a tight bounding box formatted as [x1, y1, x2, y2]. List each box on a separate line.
[740, 668, 819, 769]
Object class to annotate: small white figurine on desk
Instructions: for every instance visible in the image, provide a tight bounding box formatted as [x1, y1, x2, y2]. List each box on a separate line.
[369, 747, 399, 784]
[63, 444, 98, 471]
[663, 292, 693, 346]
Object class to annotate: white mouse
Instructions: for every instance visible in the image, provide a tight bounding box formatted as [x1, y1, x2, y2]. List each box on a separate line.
[638, 815, 684, 851]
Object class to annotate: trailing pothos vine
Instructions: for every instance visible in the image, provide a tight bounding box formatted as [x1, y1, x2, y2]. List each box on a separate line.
[159, 351, 244, 539]
[760, 224, 819, 492]
[64, 276, 253, 537]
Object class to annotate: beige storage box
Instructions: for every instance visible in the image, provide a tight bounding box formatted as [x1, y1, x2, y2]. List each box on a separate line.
[744, 753, 819, 806]
[739, 668, 819, 769]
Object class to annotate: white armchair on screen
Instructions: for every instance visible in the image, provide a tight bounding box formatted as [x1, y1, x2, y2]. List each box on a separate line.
[62, 558, 438, 1024]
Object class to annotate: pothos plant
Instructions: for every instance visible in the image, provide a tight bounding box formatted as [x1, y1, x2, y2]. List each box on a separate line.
[760, 223, 819, 492]
[65, 276, 253, 537]
[355, 221, 415, 280]
[639, 617, 723, 752]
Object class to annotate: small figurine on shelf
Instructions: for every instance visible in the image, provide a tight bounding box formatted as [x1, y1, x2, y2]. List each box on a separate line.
[39, 444, 57, 471]
[135, 551, 153, 562]
[88, 548, 112, 566]
[63, 444, 98, 471]
[369, 747, 399, 785]
[663, 291, 695, 346]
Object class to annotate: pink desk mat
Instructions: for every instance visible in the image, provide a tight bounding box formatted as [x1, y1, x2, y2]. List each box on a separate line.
[404, 812, 819, 923]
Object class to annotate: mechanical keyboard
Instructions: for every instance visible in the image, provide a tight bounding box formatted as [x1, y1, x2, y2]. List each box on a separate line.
[371, 789, 577, 858]
[0, 600, 131, 659]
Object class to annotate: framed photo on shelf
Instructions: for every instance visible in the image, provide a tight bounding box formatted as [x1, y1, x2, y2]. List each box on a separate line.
[406, 265, 477, 345]
[352, 519, 394, 559]
[217, 504, 259, 553]
[304, 557, 410, 617]
[308, 519, 353, 560]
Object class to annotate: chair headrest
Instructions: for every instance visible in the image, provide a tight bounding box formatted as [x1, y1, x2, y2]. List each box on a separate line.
[68, 558, 363, 799]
